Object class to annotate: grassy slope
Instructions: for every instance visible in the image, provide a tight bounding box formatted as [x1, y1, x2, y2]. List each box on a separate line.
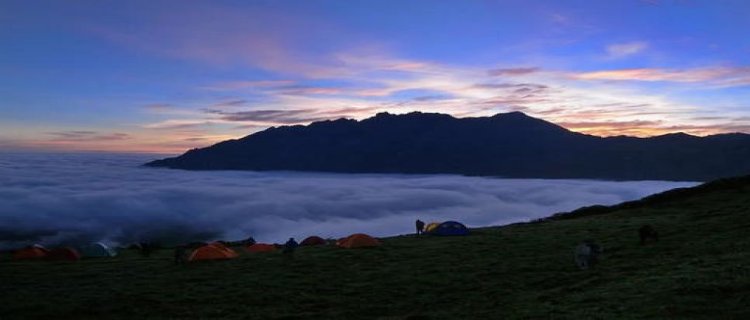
[1, 179, 749, 319]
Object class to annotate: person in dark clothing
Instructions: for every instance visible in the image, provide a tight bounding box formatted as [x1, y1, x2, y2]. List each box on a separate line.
[415, 219, 425, 235]
[639, 225, 659, 245]
[245, 236, 256, 246]
[283, 238, 298, 255]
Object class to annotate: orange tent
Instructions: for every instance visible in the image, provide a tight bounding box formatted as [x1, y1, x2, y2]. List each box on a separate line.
[45, 247, 81, 261]
[188, 244, 238, 261]
[12, 245, 49, 260]
[207, 242, 239, 258]
[209, 241, 229, 249]
[336, 233, 380, 249]
[246, 243, 276, 253]
[300, 236, 326, 246]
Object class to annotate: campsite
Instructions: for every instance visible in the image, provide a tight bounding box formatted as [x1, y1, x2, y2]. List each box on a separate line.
[2, 1, 750, 319]
[2, 177, 748, 319]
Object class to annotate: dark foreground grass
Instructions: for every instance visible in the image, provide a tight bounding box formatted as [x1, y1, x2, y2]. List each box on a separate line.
[1, 183, 749, 319]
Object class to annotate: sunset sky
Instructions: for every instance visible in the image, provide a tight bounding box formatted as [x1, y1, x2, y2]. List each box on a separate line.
[1, 0, 749, 153]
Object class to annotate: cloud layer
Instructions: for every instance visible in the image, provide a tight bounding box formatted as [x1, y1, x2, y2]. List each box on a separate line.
[0, 153, 697, 249]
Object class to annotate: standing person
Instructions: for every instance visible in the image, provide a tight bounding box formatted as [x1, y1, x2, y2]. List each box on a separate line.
[245, 236, 256, 246]
[415, 219, 425, 236]
[283, 238, 298, 256]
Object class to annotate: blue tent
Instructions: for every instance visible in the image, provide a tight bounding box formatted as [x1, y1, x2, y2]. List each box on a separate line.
[79, 242, 117, 258]
[431, 221, 469, 236]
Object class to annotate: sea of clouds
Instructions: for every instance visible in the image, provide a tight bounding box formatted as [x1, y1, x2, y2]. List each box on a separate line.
[0, 152, 698, 249]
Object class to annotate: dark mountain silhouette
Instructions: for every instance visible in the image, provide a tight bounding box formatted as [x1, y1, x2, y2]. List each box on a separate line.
[145, 111, 750, 181]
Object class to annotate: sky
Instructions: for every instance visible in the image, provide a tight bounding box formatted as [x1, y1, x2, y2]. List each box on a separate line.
[1, 0, 749, 153]
[0, 152, 696, 248]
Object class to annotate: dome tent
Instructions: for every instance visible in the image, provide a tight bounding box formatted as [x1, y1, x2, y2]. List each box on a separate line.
[424, 222, 441, 233]
[206, 242, 239, 258]
[430, 221, 469, 236]
[46, 247, 81, 261]
[12, 244, 49, 260]
[188, 244, 238, 261]
[79, 242, 117, 258]
[336, 233, 380, 249]
[300, 236, 326, 246]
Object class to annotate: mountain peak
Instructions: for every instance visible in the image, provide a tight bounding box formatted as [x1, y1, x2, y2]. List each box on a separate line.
[492, 111, 532, 118]
[145, 111, 750, 181]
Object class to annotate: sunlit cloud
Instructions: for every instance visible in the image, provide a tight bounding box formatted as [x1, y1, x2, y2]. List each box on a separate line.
[135, 52, 747, 145]
[211, 99, 248, 108]
[46, 131, 131, 142]
[142, 119, 214, 130]
[205, 106, 382, 126]
[573, 66, 750, 87]
[606, 41, 648, 59]
[487, 67, 541, 76]
[557, 120, 665, 136]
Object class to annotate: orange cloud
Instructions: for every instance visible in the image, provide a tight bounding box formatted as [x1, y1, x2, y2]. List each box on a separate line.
[574, 66, 750, 86]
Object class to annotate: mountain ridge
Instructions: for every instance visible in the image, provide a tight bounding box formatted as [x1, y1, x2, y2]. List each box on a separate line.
[146, 111, 750, 181]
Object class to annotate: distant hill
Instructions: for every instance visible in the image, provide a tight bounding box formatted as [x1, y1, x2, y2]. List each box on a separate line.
[146, 111, 750, 181]
[547, 174, 750, 220]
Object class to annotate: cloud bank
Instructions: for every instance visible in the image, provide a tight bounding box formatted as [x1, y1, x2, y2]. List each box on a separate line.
[0, 153, 697, 249]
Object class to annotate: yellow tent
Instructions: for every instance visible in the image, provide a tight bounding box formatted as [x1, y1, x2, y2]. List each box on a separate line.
[425, 222, 441, 233]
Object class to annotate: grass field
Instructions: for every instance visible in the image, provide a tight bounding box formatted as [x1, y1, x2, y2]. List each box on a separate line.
[1, 178, 749, 319]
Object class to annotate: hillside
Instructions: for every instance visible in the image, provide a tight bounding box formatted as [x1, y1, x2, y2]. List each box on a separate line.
[1, 177, 749, 319]
[146, 112, 750, 181]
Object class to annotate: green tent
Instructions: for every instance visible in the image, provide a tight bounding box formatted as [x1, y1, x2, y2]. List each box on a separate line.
[79, 242, 117, 258]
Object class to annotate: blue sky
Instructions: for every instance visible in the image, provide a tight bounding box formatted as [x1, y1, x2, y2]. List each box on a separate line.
[1, 0, 749, 153]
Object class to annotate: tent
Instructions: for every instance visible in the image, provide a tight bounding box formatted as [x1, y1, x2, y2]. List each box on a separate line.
[424, 222, 441, 233]
[300, 236, 326, 246]
[46, 247, 81, 261]
[209, 241, 230, 250]
[188, 244, 238, 261]
[430, 221, 469, 236]
[79, 242, 117, 258]
[12, 244, 49, 260]
[208, 242, 239, 257]
[246, 243, 276, 253]
[336, 233, 380, 249]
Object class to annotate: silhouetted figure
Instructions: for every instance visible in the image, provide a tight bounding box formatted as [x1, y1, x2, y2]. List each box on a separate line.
[173, 246, 187, 265]
[574, 240, 602, 270]
[415, 219, 425, 235]
[639, 225, 659, 245]
[283, 238, 298, 255]
[245, 236, 256, 246]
